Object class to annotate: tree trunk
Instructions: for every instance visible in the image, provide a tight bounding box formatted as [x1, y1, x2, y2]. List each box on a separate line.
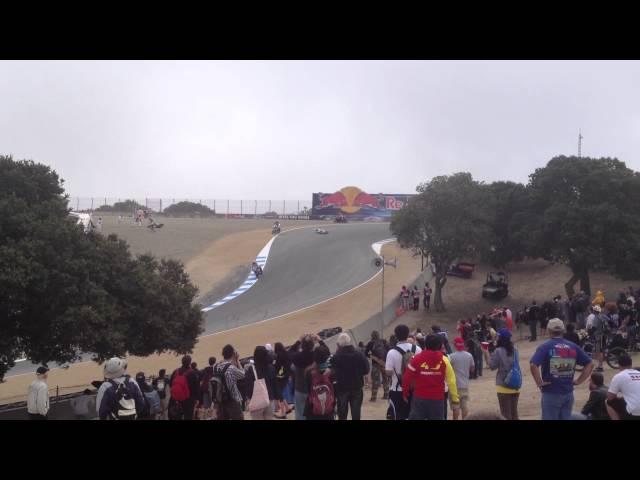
[564, 272, 580, 298]
[580, 269, 591, 297]
[433, 273, 447, 312]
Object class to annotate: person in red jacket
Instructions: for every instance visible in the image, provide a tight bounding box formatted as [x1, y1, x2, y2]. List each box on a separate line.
[402, 334, 459, 420]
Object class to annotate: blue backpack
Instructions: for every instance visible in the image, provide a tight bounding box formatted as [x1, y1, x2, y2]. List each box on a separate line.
[504, 348, 522, 390]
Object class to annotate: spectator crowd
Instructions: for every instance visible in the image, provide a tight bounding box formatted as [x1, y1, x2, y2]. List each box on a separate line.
[25, 287, 640, 421]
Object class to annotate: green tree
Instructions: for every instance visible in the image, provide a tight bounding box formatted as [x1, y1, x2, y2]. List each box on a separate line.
[481, 181, 529, 268]
[163, 201, 215, 217]
[391, 173, 492, 311]
[525, 156, 640, 297]
[0, 156, 203, 380]
[95, 199, 145, 213]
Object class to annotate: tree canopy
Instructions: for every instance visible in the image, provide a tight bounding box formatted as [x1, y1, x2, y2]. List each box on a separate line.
[0, 156, 203, 380]
[391, 173, 492, 311]
[95, 199, 145, 213]
[163, 201, 215, 217]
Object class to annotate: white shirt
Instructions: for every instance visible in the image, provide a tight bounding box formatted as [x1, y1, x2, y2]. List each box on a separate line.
[27, 378, 49, 416]
[385, 342, 422, 391]
[586, 313, 595, 329]
[609, 368, 640, 416]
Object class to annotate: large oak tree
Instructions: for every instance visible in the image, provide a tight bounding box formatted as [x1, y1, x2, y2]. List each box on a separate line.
[0, 156, 203, 380]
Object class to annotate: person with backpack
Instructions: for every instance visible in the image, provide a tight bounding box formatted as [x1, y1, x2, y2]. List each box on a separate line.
[423, 282, 432, 310]
[135, 372, 162, 420]
[401, 334, 459, 420]
[365, 330, 389, 402]
[245, 346, 278, 420]
[97, 357, 145, 420]
[152, 369, 170, 420]
[291, 334, 317, 420]
[169, 355, 200, 420]
[274, 342, 293, 418]
[484, 328, 521, 420]
[212, 344, 246, 420]
[330, 333, 369, 420]
[385, 324, 422, 420]
[304, 345, 335, 420]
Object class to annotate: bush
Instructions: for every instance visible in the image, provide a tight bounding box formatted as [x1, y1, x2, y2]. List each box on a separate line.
[163, 201, 215, 217]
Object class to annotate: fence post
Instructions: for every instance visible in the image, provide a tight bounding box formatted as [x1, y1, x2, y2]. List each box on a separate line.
[145, 198, 148, 209]
[227, 199, 229, 218]
[76, 198, 79, 211]
[255, 200, 257, 217]
[240, 200, 243, 215]
[160, 199, 163, 213]
[297, 200, 300, 214]
[269, 200, 271, 212]
[214, 199, 216, 213]
[283, 200, 285, 216]
[91, 198, 94, 211]
[104, 197, 107, 206]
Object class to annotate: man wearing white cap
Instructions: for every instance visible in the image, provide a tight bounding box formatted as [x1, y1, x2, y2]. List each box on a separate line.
[330, 333, 370, 420]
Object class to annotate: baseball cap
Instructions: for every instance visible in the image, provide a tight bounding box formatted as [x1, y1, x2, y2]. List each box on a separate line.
[497, 328, 512, 339]
[454, 337, 465, 350]
[547, 318, 566, 334]
[36, 366, 49, 375]
[592, 305, 602, 313]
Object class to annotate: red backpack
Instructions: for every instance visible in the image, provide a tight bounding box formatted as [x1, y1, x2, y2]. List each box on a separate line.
[307, 368, 335, 417]
[171, 368, 191, 402]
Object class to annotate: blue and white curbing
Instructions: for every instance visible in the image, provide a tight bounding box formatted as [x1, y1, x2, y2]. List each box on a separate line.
[201, 235, 277, 313]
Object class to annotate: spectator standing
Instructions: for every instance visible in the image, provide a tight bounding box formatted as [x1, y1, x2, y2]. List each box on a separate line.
[135, 372, 161, 420]
[169, 355, 200, 420]
[423, 282, 432, 310]
[152, 369, 170, 420]
[401, 286, 410, 311]
[402, 335, 459, 420]
[574, 291, 589, 329]
[591, 305, 610, 372]
[331, 333, 370, 420]
[304, 345, 335, 420]
[213, 344, 246, 420]
[365, 330, 389, 402]
[570, 372, 610, 420]
[606, 354, 640, 420]
[27, 366, 50, 420]
[70, 389, 96, 420]
[485, 329, 521, 420]
[97, 358, 145, 420]
[245, 346, 278, 420]
[432, 324, 452, 354]
[199, 357, 216, 409]
[292, 334, 316, 420]
[527, 301, 541, 341]
[412, 286, 420, 311]
[385, 324, 422, 420]
[563, 323, 581, 346]
[274, 342, 292, 418]
[530, 318, 594, 420]
[450, 337, 475, 419]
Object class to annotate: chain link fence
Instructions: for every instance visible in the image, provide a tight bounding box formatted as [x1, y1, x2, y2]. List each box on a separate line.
[68, 198, 312, 217]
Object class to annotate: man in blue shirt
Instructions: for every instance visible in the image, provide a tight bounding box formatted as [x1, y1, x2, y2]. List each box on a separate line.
[530, 318, 593, 420]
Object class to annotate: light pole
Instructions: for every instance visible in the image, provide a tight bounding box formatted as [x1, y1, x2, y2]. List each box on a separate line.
[379, 255, 397, 336]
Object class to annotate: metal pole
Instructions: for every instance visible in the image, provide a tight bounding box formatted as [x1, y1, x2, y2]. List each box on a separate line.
[255, 200, 257, 217]
[76, 198, 79, 211]
[227, 199, 229, 217]
[283, 200, 285, 216]
[297, 200, 300, 214]
[214, 199, 216, 213]
[269, 200, 271, 212]
[381, 256, 385, 336]
[91, 198, 94, 211]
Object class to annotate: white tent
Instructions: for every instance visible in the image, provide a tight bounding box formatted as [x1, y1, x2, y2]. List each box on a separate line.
[68, 211, 93, 233]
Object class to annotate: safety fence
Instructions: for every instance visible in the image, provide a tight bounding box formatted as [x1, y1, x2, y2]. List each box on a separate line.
[68, 198, 312, 217]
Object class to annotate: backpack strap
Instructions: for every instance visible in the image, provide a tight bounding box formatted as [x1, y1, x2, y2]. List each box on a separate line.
[392, 346, 407, 391]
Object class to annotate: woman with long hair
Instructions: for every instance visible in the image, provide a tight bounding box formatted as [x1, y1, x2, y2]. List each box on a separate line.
[484, 328, 520, 420]
[245, 346, 278, 420]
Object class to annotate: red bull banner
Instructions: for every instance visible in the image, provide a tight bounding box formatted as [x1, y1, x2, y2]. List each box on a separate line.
[311, 186, 414, 221]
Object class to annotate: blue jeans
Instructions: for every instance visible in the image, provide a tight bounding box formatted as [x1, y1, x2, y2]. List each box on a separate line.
[294, 391, 308, 420]
[541, 392, 574, 420]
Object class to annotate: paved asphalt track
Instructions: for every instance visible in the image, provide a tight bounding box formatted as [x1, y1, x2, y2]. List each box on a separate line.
[5, 222, 391, 377]
[202, 222, 391, 334]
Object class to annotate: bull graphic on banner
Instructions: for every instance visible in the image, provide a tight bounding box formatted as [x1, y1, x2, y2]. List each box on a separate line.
[311, 186, 413, 221]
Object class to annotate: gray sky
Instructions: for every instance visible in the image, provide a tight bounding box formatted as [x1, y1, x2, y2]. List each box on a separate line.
[2, 60, 640, 200]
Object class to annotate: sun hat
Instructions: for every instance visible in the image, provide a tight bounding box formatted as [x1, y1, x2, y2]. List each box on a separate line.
[547, 318, 566, 334]
[103, 357, 126, 379]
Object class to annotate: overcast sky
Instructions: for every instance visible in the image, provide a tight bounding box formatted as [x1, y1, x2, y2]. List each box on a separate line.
[2, 60, 640, 200]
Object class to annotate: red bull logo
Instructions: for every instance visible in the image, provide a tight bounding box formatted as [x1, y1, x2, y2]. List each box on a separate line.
[314, 187, 413, 218]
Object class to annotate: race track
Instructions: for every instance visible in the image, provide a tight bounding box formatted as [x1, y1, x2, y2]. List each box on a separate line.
[202, 222, 391, 334]
[5, 222, 391, 377]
